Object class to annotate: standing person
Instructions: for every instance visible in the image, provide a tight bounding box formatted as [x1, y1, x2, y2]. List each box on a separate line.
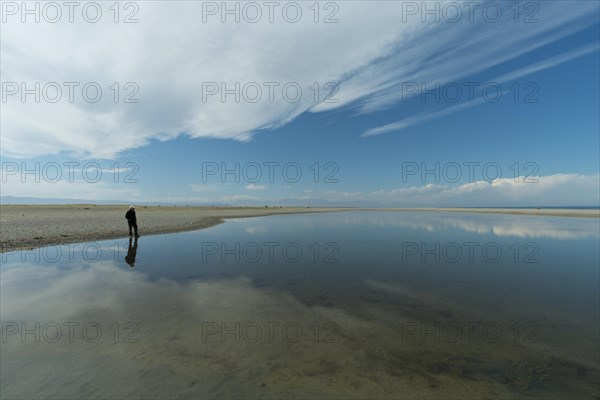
[125, 205, 139, 237]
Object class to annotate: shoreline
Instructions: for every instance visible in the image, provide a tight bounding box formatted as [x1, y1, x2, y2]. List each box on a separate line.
[0, 205, 349, 253]
[1, 205, 598, 253]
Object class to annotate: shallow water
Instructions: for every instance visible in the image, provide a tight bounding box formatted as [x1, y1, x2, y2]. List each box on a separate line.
[1, 211, 598, 399]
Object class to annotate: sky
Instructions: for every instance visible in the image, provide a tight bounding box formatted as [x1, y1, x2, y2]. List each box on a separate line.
[1, 0, 599, 207]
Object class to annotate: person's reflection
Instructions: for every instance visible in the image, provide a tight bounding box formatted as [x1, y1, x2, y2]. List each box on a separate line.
[124, 237, 138, 268]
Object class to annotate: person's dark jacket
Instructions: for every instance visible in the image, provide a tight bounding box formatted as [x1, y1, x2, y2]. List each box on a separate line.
[125, 209, 137, 222]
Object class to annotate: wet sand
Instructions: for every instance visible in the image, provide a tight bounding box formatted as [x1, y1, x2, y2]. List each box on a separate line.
[1, 205, 597, 253]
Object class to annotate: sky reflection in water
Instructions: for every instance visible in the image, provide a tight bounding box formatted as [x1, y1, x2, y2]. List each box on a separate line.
[1, 212, 598, 399]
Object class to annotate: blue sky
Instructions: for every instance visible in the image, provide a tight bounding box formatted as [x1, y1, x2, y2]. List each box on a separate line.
[1, 1, 599, 206]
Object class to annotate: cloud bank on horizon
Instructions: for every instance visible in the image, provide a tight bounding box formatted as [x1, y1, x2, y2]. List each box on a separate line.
[2, 167, 598, 207]
[2, 0, 598, 159]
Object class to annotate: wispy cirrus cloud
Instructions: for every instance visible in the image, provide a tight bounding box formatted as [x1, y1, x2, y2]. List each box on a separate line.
[1, 1, 598, 158]
[492, 42, 600, 83]
[362, 96, 488, 137]
[361, 42, 599, 137]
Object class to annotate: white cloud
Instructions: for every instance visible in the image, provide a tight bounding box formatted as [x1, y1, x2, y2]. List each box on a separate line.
[367, 174, 600, 206]
[245, 184, 266, 191]
[2, 1, 598, 158]
[191, 174, 600, 206]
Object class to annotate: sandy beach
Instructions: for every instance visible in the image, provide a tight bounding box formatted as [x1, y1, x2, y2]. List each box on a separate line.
[1, 205, 597, 253]
[0, 205, 350, 253]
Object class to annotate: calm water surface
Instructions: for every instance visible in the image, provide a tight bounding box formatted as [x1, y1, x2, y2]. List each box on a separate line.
[1, 211, 598, 399]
